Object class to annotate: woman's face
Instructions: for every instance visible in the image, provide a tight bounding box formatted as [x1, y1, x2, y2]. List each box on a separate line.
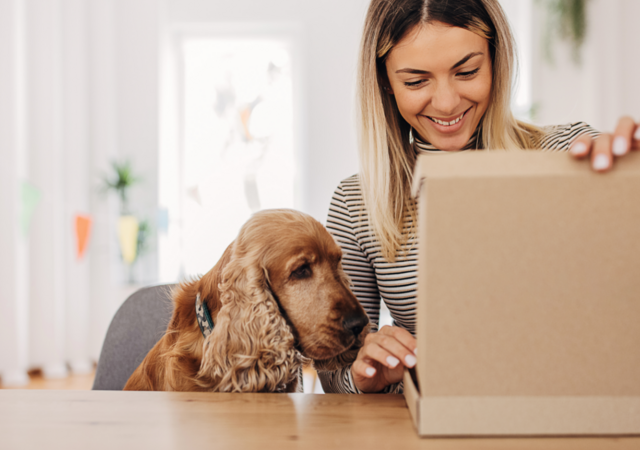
[385, 22, 492, 151]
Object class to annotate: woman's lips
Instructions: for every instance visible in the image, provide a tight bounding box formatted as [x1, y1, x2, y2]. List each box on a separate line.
[421, 107, 472, 134]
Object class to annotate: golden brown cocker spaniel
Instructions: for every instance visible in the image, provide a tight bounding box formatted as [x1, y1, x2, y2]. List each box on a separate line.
[124, 209, 369, 392]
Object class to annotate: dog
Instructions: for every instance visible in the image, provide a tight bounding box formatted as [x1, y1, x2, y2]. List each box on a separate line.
[124, 209, 369, 392]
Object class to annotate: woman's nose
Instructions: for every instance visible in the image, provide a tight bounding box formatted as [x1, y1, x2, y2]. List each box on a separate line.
[430, 80, 461, 116]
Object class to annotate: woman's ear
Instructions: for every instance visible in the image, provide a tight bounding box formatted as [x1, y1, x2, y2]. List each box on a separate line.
[197, 255, 304, 392]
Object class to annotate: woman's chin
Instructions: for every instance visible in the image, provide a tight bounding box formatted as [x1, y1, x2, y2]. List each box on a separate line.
[417, 125, 475, 152]
[426, 136, 472, 152]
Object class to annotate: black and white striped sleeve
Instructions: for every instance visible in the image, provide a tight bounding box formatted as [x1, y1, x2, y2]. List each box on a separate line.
[318, 179, 380, 394]
[326, 179, 382, 329]
[535, 121, 600, 151]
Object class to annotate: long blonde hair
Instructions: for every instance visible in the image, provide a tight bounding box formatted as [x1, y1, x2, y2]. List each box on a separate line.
[358, 0, 541, 261]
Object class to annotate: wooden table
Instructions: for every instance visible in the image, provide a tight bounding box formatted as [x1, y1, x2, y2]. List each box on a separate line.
[0, 391, 638, 450]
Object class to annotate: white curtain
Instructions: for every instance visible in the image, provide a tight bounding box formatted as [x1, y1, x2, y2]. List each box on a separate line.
[0, 0, 160, 386]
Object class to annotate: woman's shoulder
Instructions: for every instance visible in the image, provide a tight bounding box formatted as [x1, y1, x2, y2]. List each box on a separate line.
[532, 121, 600, 151]
[330, 174, 366, 217]
[333, 174, 362, 196]
[328, 174, 368, 226]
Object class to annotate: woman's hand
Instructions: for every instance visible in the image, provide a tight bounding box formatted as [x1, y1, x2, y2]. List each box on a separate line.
[351, 325, 417, 393]
[569, 116, 640, 171]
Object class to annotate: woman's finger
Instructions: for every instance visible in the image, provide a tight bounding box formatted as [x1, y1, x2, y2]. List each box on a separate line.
[372, 333, 417, 368]
[612, 116, 636, 157]
[569, 133, 592, 159]
[352, 357, 377, 378]
[359, 341, 407, 370]
[591, 134, 613, 172]
[378, 325, 418, 355]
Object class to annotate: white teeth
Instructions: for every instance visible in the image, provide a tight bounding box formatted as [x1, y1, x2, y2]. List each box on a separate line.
[430, 111, 465, 126]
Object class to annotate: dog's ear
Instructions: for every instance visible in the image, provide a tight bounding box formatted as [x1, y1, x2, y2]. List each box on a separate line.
[198, 249, 304, 392]
[312, 323, 370, 372]
[195, 242, 235, 319]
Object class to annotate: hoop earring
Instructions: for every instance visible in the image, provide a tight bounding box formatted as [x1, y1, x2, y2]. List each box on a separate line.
[409, 127, 414, 145]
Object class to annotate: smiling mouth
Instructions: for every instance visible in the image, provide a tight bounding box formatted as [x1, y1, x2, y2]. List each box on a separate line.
[426, 107, 472, 127]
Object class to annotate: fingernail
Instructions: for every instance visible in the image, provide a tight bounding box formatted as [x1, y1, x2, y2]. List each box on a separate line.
[405, 354, 417, 368]
[612, 136, 628, 156]
[365, 367, 376, 377]
[386, 356, 399, 368]
[570, 142, 587, 155]
[635, 128, 640, 141]
[593, 154, 610, 171]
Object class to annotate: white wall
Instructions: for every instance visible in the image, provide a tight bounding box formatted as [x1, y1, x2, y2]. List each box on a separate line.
[164, 0, 370, 223]
[531, 0, 640, 131]
[618, 0, 640, 127]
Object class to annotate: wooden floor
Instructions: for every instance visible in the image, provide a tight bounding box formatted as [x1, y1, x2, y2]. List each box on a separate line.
[0, 369, 95, 390]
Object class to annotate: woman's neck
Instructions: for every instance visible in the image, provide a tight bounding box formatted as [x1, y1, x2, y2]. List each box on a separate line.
[413, 129, 480, 153]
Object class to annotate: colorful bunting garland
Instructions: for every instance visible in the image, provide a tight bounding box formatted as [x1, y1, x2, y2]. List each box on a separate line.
[74, 214, 92, 260]
[118, 215, 139, 265]
[20, 182, 41, 236]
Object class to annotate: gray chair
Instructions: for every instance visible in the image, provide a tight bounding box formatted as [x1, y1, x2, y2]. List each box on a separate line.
[92, 284, 176, 390]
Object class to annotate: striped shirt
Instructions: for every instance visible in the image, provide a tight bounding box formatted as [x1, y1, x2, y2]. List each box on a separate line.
[318, 122, 600, 394]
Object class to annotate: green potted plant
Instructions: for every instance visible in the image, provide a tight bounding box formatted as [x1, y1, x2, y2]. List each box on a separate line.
[541, 0, 590, 64]
[102, 160, 140, 215]
[102, 160, 144, 281]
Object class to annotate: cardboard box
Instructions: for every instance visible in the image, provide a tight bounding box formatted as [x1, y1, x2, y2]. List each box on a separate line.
[405, 150, 640, 436]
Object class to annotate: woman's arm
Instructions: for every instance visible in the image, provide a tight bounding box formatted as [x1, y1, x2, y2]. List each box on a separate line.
[326, 181, 383, 329]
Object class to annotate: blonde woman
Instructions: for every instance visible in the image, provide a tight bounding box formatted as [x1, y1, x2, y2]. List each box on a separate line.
[319, 0, 639, 394]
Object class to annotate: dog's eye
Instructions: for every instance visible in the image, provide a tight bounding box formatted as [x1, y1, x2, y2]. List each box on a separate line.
[291, 263, 311, 280]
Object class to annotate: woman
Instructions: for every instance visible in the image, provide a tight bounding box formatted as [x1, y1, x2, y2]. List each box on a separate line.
[318, 0, 639, 394]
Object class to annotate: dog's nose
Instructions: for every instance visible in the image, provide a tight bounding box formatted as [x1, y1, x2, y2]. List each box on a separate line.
[343, 313, 368, 337]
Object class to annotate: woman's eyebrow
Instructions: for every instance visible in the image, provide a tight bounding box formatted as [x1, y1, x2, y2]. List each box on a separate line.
[395, 51, 484, 74]
[450, 51, 484, 70]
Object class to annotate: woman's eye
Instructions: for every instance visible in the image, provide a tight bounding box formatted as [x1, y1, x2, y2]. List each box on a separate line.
[404, 80, 425, 88]
[457, 68, 480, 78]
[291, 263, 311, 279]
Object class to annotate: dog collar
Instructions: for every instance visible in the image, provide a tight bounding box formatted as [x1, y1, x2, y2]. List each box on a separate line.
[195, 293, 214, 338]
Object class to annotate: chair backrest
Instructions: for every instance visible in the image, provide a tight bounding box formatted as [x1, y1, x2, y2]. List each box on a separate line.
[92, 284, 176, 390]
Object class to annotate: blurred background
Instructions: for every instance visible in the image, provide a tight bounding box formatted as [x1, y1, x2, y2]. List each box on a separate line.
[1, 0, 638, 389]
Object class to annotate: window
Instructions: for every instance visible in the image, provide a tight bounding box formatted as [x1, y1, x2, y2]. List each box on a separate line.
[160, 34, 298, 280]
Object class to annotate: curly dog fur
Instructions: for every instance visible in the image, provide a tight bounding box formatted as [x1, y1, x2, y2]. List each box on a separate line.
[124, 209, 369, 392]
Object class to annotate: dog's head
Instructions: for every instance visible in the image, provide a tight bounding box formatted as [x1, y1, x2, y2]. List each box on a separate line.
[252, 210, 370, 365]
[200, 209, 369, 391]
